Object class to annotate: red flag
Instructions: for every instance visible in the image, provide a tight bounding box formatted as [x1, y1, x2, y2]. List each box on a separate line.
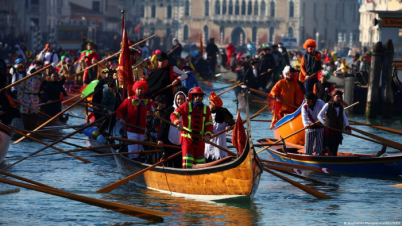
[199, 32, 204, 53]
[118, 18, 134, 96]
[134, 23, 142, 33]
[231, 111, 247, 155]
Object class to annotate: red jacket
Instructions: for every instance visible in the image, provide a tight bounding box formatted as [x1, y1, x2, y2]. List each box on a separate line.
[170, 102, 213, 143]
[116, 95, 154, 134]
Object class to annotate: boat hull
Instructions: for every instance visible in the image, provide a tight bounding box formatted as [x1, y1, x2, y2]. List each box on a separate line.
[273, 106, 305, 145]
[0, 123, 12, 163]
[21, 113, 66, 135]
[111, 137, 262, 200]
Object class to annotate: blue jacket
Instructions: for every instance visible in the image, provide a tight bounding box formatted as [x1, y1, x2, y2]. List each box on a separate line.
[182, 71, 199, 90]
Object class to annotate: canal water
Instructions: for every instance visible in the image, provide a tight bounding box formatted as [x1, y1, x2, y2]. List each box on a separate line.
[1, 81, 402, 225]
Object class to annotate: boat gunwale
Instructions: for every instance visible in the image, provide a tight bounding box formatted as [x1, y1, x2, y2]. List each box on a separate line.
[272, 104, 303, 130]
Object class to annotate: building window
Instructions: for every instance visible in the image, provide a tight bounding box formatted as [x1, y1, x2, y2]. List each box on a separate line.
[92, 1, 100, 12]
[228, 0, 233, 15]
[269, 27, 275, 43]
[205, 0, 210, 16]
[204, 25, 209, 41]
[254, 1, 258, 15]
[241, 0, 246, 15]
[215, 0, 221, 15]
[222, 0, 227, 14]
[151, 5, 156, 18]
[140, 5, 145, 17]
[185, 0, 190, 16]
[289, 1, 294, 18]
[167, 5, 172, 18]
[247, 0, 252, 15]
[261, 1, 266, 16]
[184, 25, 189, 41]
[235, 0, 240, 15]
[270, 1, 275, 17]
[252, 27, 257, 42]
[288, 27, 293, 37]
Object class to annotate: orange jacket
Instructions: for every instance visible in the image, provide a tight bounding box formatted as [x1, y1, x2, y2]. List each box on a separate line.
[299, 52, 322, 82]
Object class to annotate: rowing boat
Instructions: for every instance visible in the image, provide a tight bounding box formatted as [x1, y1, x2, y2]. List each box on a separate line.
[109, 92, 263, 200]
[21, 113, 67, 135]
[0, 123, 12, 163]
[257, 138, 402, 177]
[272, 105, 305, 145]
[216, 66, 237, 81]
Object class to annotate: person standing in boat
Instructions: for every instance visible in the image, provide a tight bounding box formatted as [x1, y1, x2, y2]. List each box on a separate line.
[17, 62, 44, 114]
[317, 90, 352, 156]
[170, 87, 213, 168]
[301, 92, 325, 155]
[116, 81, 154, 160]
[204, 92, 235, 162]
[268, 66, 303, 129]
[313, 72, 334, 103]
[38, 44, 59, 68]
[299, 39, 322, 93]
[44, 72, 68, 122]
[258, 46, 276, 91]
[93, 69, 116, 121]
[11, 58, 27, 97]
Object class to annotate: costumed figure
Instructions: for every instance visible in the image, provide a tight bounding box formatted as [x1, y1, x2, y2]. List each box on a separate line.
[204, 92, 235, 162]
[182, 66, 199, 90]
[170, 87, 213, 169]
[271, 44, 286, 81]
[17, 63, 44, 114]
[116, 80, 154, 159]
[301, 92, 325, 155]
[44, 72, 68, 122]
[278, 42, 290, 66]
[258, 46, 276, 91]
[168, 38, 182, 66]
[299, 39, 322, 93]
[75, 42, 99, 84]
[225, 43, 236, 67]
[206, 38, 220, 75]
[268, 66, 303, 129]
[11, 58, 27, 96]
[38, 44, 59, 68]
[313, 72, 334, 102]
[59, 58, 76, 91]
[93, 69, 116, 121]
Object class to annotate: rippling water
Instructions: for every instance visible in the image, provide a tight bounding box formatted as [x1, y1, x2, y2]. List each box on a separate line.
[1, 81, 402, 225]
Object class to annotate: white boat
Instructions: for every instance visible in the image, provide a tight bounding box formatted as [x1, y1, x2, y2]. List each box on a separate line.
[0, 123, 13, 163]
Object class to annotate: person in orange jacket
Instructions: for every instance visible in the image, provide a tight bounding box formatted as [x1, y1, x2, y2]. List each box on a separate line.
[170, 87, 213, 169]
[299, 39, 322, 93]
[116, 80, 154, 159]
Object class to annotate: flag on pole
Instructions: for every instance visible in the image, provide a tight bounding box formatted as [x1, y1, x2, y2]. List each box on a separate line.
[231, 111, 247, 155]
[118, 16, 134, 96]
[199, 32, 204, 53]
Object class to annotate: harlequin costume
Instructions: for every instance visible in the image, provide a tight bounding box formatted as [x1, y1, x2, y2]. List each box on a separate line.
[17, 68, 43, 114]
[116, 80, 154, 159]
[170, 87, 213, 169]
[299, 39, 322, 93]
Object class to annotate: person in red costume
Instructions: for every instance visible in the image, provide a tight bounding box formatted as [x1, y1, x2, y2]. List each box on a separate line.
[75, 43, 99, 84]
[225, 42, 236, 67]
[117, 80, 154, 159]
[170, 87, 213, 169]
[269, 66, 303, 129]
[299, 39, 322, 93]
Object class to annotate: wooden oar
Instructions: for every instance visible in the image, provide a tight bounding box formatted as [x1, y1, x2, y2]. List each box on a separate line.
[0, 171, 55, 188]
[31, 144, 123, 158]
[251, 119, 272, 122]
[14, 92, 94, 144]
[265, 167, 327, 185]
[349, 126, 402, 151]
[0, 65, 52, 93]
[248, 87, 299, 108]
[108, 136, 181, 150]
[123, 122, 146, 131]
[261, 159, 331, 174]
[349, 119, 402, 136]
[62, 94, 82, 104]
[263, 167, 331, 199]
[225, 104, 271, 136]
[0, 178, 170, 222]
[1, 112, 116, 170]
[392, 183, 402, 188]
[65, 150, 161, 158]
[38, 94, 81, 107]
[96, 151, 182, 193]
[252, 100, 269, 105]
[216, 82, 243, 96]
[12, 129, 91, 163]
[262, 163, 302, 175]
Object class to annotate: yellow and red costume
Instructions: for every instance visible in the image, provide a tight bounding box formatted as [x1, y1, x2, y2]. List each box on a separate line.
[170, 87, 213, 168]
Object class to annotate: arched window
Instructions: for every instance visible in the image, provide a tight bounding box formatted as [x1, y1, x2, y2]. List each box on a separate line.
[241, 0, 246, 15]
[247, 0, 252, 15]
[254, 0, 258, 15]
[140, 5, 144, 17]
[269, 27, 274, 43]
[183, 25, 189, 41]
[151, 5, 156, 18]
[205, 0, 210, 16]
[185, 0, 190, 16]
[204, 25, 209, 41]
[228, 0, 233, 15]
[270, 1, 275, 17]
[252, 27, 257, 42]
[288, 27, 293, 37]
[215, 0, 221, 15]
[260, 1, 266, 16]
[167, 5, 172, 18]
[235, 0, 240, 15]
[289, 1, 294, 18]
[222, 0, 227, 14]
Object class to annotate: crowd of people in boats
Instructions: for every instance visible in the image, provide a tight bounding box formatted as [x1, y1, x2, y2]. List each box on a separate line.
[0, 36, 370, 168]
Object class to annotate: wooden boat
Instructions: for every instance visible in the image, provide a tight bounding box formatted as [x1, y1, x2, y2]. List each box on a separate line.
[257, 138, 402, 177]
[21, 113, 67, 135]
[216, 65, 237, 81]
[272, 105, 305, 145]
[0, 123, 12, 163]
[110, 93, 263, 200]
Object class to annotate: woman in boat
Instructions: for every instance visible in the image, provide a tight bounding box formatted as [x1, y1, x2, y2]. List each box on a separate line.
[317, 90, 352, 156]
[157, 90, 187, 167]
[44, 72, 68, 122]
[204, 91, 235, 163]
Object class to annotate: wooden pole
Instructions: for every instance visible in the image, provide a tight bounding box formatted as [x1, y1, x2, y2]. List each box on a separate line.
[0, 65, 52, 93]
[382, 39, 394, 119]
[349, 119, 402, 135]
[31, 144, 123, 157]
[366, 42, 383, 119]
[344, 77, 355, 115]
[216, 82, 243, 96]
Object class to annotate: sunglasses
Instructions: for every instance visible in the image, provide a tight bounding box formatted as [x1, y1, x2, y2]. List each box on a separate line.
[193, 94, 204, 97]
[17, 66, 24, 69]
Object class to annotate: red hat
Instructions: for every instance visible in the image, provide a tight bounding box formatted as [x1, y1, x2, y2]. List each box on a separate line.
[132, 80, 148, 93]
[303, 39, 316, 50]
[188, 87, 206, 99]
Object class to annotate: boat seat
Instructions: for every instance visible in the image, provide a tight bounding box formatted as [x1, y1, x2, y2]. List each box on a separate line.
[192, 156, 235, 169]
